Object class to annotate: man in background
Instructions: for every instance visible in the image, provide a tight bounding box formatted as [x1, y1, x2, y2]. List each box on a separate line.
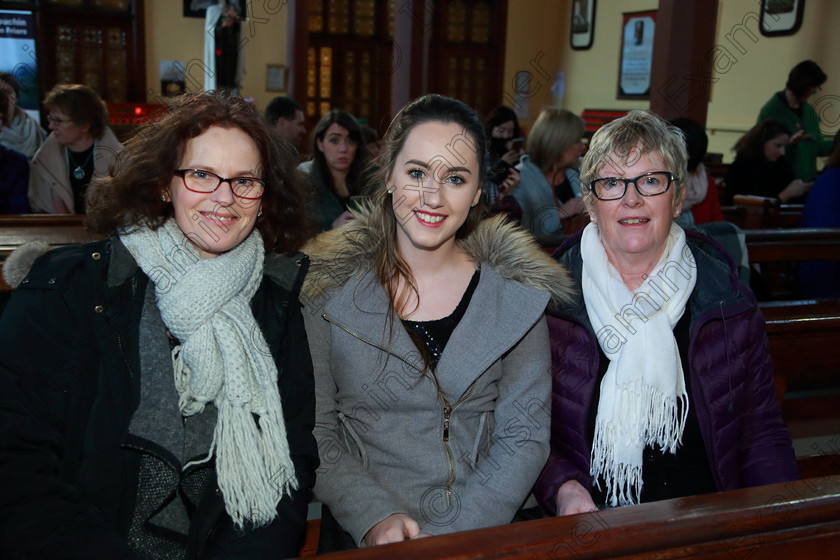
[266, 96, 306, 149]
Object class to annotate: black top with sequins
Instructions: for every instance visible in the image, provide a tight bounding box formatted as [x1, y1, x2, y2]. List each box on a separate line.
[402, 270, 480, 369]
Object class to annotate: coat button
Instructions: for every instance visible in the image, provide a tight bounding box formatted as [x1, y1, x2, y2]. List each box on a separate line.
[91, 252, 101, 260]
[94, 305, 104, 313]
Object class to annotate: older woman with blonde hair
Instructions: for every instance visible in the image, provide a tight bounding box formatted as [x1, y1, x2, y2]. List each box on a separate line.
[535, 110, 797, 515]
[513, 107, 587, 244]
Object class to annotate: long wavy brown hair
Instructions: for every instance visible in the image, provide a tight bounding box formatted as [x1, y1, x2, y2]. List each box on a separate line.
[86, 91, 315, 253]
[365, 94, 490, 317]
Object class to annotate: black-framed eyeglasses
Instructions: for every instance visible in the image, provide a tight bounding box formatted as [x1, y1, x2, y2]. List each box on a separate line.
[174, 169, 265, 200]
[590, 171, 675, 201]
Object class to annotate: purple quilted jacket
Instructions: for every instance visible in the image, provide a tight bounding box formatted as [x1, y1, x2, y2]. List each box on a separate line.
[533, 230, 799, 515]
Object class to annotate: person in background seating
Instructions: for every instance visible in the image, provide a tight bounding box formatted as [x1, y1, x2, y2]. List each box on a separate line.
[0, 71, 46, 160]
[669, 117, 723, 227]
[28, 84, 123, 213]
[361, 125, 385, 159]
[799, 137, 840, 298]
[0, 88, 30, 213]
[725, 118, 812, 204]
[298, 109, 369, 231]
[514, 108, 587, 244]
[265, 96, 306, 150]
[483, 105, 523, 221]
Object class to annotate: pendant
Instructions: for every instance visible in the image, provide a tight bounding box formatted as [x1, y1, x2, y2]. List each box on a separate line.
[73, 166, 85, 180]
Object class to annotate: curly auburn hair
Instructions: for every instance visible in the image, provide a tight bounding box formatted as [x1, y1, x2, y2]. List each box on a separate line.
[86, 91, 315, 253]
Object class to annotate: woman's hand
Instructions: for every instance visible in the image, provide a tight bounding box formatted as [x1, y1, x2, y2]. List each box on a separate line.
[789, 129, 812, 145]
[778, 179, 813, 203]
[331, 210, 355, 229]
[555, 479, 598, 516]
[501, 148, 522, 166]
[558, 197, 585, 219]
[364, 513, 421, 546]
[499, 168, 520, 195]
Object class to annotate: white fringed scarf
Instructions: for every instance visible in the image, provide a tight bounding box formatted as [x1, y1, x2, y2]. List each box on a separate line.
[581, 222, 697, 506]
[120, 219, 296, 528]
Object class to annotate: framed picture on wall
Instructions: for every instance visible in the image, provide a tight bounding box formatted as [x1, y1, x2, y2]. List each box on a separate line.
[570, 0, 596, 50]
[759, 0, 805, 36]
[617, 10, 657, 99]
[266, 65, 287, 92]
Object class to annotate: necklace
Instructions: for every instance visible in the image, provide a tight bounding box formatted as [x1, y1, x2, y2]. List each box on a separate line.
[67, 146, 94, 180]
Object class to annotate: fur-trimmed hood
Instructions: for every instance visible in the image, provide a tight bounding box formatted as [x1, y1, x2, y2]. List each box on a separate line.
[2, 240, 50, 289]
[301, 210, 575, 311]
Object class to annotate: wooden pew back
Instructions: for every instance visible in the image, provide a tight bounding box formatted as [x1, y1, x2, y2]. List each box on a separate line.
[0, 215, 103, 292]
[745, 228, 840, 300]
[311, 477, 840, 559]
[723, 196, 803, 229]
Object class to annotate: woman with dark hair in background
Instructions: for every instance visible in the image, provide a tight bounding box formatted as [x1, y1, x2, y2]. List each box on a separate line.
[483, 105, 523, 219]
[0, 71, 46, 159]
[28, 83, 123, 213]
[725, 118, 812, 203]
[302, 94, 572, 551]
[298, 108, 369, 230]
[669, 117, 723, 227]
[0, 92, 317, 559]
[757, 60, 833, 182]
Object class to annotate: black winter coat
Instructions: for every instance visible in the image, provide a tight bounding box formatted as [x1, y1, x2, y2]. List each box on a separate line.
[0, 237, 318, 559]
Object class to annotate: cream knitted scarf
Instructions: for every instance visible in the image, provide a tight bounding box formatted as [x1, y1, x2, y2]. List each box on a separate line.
[120, 219, 296, 528]
[581, 222, 697, 506]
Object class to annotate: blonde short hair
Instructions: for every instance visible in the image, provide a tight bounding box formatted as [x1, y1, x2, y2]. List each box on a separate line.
[580, 110, 687, 211]
[527, 108, 585, 173]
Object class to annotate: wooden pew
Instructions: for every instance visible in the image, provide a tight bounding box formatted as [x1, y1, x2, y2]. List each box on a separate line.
[745, 228, 840, 300]
[306, 476, 840, 559]
[723, 195, 803, 229]
[762, 299, 840, 397]
[724, 195, 801, 229]
[0, 214, 103, 293]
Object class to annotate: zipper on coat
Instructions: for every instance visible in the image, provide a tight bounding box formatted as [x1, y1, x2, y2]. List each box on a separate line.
[442, 406, 451, 442]
[437, 379, 480, 505]
[322, 313, 423, 372]
[323, 312, 481, 507]
[116, 333, 136, 379]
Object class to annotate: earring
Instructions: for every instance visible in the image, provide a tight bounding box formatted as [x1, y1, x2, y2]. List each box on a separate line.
[257, 209, 263, 217]
[161, 194, 169, 202]
[387, 187, 394, 194]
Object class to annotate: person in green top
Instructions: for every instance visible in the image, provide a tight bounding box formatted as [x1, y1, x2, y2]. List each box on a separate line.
[757, 60, 833, 182]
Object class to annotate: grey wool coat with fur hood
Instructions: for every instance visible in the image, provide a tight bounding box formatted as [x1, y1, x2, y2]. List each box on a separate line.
[300, 212, 574, 545]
